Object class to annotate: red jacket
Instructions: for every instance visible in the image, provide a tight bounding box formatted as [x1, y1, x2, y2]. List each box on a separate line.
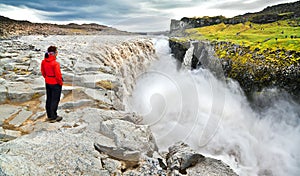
[41, 54, 63, 86]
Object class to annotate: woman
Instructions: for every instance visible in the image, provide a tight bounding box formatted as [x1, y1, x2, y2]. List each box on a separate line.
[41, 46, 63, 122]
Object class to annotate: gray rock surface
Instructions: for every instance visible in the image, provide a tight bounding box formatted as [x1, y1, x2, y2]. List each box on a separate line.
[0, 127, 21, 142]
[166, 142, 237, 176]
[0, 35, 237, 175]
[8, 109, 32, 127]
[7, 82, 35, 102]
[0, 79, 7, 103]
[95, 119, 158, 161]
[0, 130, 103, 176]
[0, 104, 21, 126]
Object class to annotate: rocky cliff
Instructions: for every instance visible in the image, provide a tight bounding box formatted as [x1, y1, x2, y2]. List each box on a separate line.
[169, 39, 300, 96]
[0, 35, 237, 175]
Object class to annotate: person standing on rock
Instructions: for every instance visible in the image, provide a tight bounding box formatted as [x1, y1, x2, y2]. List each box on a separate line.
[41, 46, 63, 122]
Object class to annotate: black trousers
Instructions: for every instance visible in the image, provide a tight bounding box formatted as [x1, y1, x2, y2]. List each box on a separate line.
[45, 84, 62, 119]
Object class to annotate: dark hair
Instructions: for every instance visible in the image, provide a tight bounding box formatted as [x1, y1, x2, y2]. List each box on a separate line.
[47, 46, 57, 53]
[45, 46, 57, 58]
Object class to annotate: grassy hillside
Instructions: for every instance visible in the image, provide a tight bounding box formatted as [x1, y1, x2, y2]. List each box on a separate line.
[170, 19, 300, 94]
[185, 19, 300, 51]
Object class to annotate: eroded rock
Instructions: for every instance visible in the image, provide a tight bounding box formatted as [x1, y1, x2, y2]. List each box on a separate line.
[166, 142, 237, 176]
[95, 119, 158, 161]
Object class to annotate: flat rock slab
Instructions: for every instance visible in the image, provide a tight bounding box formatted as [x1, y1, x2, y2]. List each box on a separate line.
[84, 88, 111, 104]
[9, 109, 33, 127]
[0, 104, 21, 126]
[7, 82, 34, 102]
[77, 74, 116, 88]
[0, 130, 103, 175]
[59, 99, 93, 109]
[30, 111, 46, 121]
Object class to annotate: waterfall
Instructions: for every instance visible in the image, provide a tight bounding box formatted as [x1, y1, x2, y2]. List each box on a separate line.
[128, 37, 300, 176]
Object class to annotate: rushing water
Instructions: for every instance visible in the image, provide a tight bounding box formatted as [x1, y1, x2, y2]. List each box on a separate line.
[128, 37, 300, 176]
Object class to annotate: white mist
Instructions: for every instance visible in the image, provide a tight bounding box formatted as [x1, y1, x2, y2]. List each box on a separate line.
[128, 37, 300, 176]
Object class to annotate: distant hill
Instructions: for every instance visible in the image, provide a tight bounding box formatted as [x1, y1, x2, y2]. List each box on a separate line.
[170, 1, 300, 32]
[0, 16, 131, 38]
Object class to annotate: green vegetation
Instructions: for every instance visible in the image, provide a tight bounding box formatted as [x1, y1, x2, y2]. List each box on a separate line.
[184, 19, 300, 51]
[170, 19, 300, 93]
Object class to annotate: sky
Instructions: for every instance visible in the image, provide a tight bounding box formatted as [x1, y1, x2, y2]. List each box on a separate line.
[0, 0, 298, 32]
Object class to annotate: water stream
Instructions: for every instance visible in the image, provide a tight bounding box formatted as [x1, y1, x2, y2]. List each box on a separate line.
[128, 37, 300, 176]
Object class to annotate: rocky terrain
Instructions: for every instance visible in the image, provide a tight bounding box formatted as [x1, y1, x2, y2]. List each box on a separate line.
[0, 16, 131, 39]
[0, 35, 237, 175]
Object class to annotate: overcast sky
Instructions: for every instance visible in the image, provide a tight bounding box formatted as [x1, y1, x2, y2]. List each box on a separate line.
[0, 0, 298, 32]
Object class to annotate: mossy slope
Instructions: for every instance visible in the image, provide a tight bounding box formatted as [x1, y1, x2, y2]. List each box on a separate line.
[170, 19, 300, 94]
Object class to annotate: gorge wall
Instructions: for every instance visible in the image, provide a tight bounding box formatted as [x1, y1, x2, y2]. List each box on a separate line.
[169, 39, 300, 96]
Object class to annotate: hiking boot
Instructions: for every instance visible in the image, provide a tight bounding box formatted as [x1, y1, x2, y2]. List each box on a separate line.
[56, 116, 63, 122]
[46, 118, 57, 123]
[46, 116, 63, 123]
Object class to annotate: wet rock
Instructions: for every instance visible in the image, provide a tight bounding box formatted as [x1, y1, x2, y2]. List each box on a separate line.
[167, 142, 205, 174]
[166, 142, 237, 175]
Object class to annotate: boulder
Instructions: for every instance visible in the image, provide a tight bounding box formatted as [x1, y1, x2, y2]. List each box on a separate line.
[166, 142, 237, 175]
[95, 119, 158, 161]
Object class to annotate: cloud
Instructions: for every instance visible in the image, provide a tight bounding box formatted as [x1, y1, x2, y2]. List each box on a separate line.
[208, 0, 298, 11]
[0, 0, 298, 32]
[112, 16, 171, 32]
[0, 4, 45, 22]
